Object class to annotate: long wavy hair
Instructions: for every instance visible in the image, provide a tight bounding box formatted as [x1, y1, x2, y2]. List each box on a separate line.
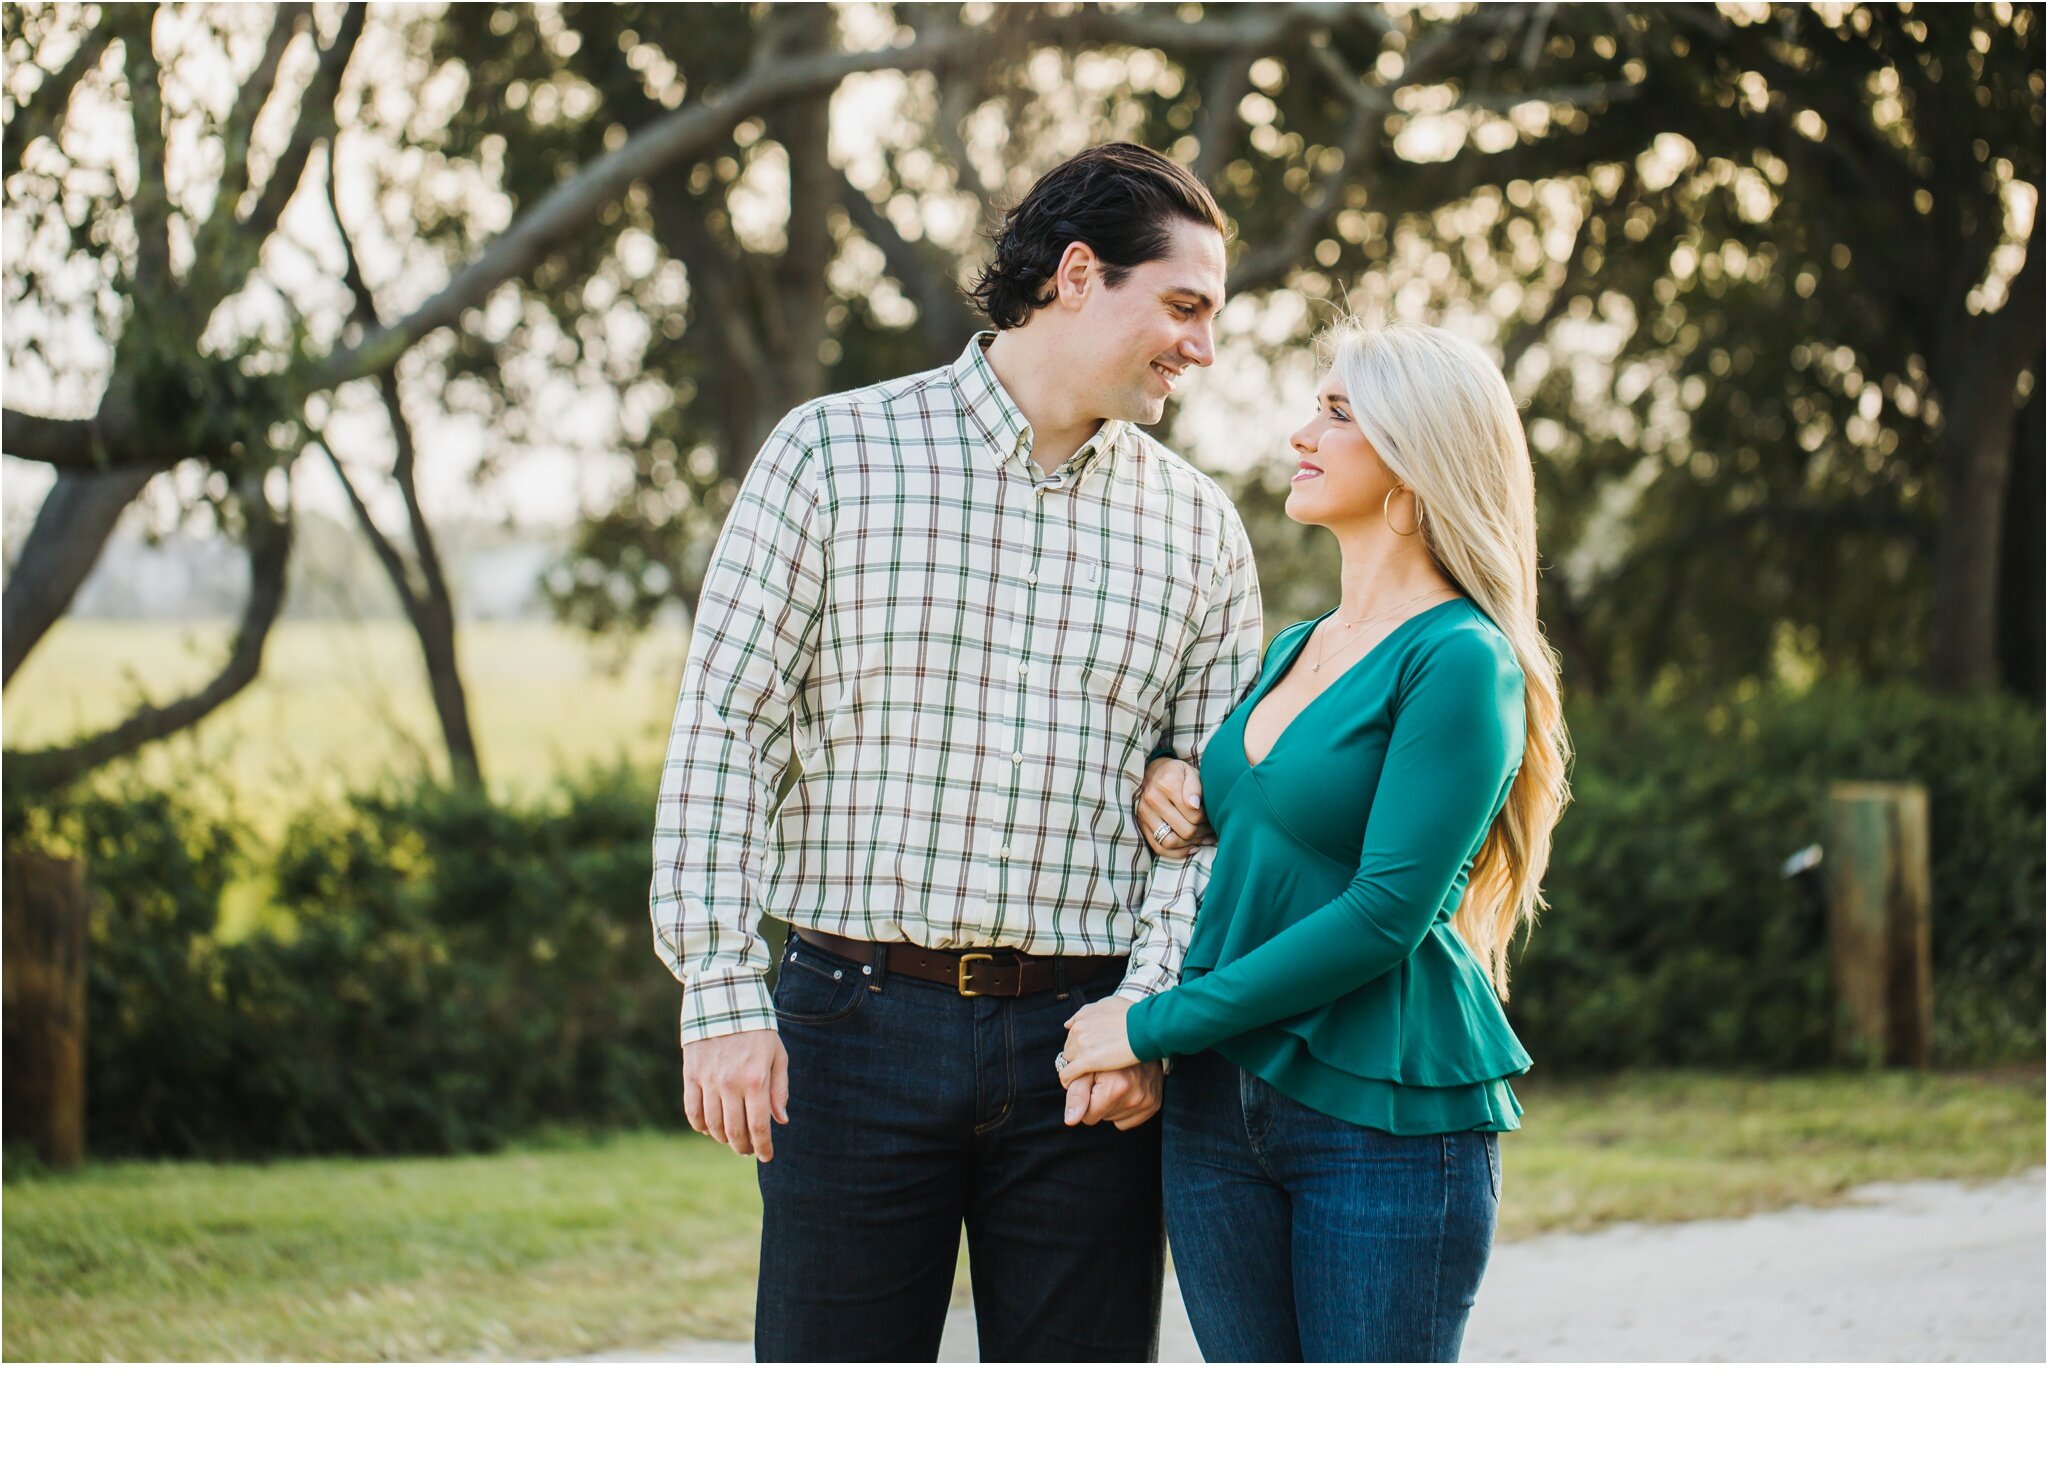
[1326, 318, 1572, 1000]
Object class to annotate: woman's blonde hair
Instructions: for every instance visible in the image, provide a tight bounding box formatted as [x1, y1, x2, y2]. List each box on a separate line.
[1325, 318, 1572, 1000]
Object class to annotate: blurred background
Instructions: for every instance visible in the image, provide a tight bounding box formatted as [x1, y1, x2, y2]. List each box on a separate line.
[1, 2, 2041, 1362]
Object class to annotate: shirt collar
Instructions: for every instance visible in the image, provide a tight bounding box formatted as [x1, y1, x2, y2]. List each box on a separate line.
[951, 331, 1126, 489]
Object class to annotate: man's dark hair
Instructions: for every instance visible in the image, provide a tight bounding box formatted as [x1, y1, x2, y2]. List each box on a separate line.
[967, 142, 1229, 330]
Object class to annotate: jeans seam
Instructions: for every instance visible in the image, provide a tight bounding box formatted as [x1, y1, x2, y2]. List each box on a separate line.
[1238, 1066, 1280, 1182]
[973, 999, 1015, 1136]
[1427, 1134, 1449, 1360]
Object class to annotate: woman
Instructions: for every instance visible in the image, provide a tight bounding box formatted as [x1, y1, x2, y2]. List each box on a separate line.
[1056, 318, 1570, 1363]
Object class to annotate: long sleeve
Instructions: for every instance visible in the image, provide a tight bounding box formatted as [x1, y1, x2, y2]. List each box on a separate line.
[1126, 628, 1524, 1063]
[651, 408, 827, 1046]
[1118, 504, 1264, 1003]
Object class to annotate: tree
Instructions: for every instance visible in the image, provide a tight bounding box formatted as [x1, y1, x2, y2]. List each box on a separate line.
[1, 1, 1008, 791]
[418, 1, 1651, 635]
[7, 4, 2035, 809]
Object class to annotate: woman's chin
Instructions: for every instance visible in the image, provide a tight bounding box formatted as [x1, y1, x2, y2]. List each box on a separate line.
[1283, 486, 1328, 525]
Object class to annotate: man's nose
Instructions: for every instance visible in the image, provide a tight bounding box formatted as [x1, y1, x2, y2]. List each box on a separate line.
[1180, 321, 1216, 370]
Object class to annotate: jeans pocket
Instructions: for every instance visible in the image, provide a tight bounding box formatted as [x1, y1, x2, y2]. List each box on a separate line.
[1484, 1132, 1502, 1204]
[772, 940, 871, 1026]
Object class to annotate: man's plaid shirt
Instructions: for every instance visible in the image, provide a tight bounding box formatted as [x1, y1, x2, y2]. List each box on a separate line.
[653, 334, 1264, 1045]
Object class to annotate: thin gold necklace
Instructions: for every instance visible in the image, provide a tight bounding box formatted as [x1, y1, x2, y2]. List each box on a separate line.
[1309, 589, 1445, 673]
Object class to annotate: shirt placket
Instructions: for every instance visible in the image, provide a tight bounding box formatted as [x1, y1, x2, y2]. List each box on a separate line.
[981, 435, 1055, 944]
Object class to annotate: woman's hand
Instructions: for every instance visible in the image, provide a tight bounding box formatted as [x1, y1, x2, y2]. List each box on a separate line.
[1059, 997, 1140, 1083]
[1136, 756, 1211, 858]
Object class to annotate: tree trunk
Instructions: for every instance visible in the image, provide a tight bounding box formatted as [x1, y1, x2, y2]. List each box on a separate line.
[1930, 213, 2043, 694]
[416, 597, 481, 786]
[2, 463, 159, 686]
[1927, 391, 2018, 694]
[762, 5, 836, 426]
[376, 365, 483, 789]
[1996, 358, 2043, 701]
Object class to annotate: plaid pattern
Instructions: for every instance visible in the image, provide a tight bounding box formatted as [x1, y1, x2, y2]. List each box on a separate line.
[653, 334, 1264, 1045]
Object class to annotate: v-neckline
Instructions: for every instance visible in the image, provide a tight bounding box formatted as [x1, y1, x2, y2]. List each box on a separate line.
[1240, 597, 1464, 772]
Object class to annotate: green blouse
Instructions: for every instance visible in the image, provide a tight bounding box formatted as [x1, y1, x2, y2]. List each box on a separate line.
[1125, 597, 1533, 1134]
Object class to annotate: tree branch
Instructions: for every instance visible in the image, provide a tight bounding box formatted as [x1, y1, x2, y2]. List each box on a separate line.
[1191, 48, 1255, 190]
[3, 474, 292, 795]
[1053, 2, 1359, 57]
[1501, 176, 1640, 374]
[3, 9, 113, 179]
[652, 180, 770, 386]
[114, 5, 171, 301]
[1226, 41, 1387, 295]
[311, 429, 418, 617]
[315, 26, 990, 387]
[1, 462, 161, 686]
[836, 173, 978, 346]
[203, 1, 313, 243]
[0, 409, 111, 466]
[198, 1, 364, 311]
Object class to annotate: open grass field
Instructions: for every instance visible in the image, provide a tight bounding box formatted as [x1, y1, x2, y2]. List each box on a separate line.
[4, 620, 691, 821]
[5, 1070, 2040, 1362]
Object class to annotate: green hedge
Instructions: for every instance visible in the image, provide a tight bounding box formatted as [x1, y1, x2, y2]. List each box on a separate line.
[8, 768, 681, 1159]
[1510, 686, 2044, 1070]
[6, 685, 2039, 1158]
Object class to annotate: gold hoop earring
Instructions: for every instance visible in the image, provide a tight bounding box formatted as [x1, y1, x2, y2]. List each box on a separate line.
[1384, 485, 1421, 538]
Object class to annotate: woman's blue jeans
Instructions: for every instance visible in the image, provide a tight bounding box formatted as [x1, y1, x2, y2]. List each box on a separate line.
[1162, 1048, 1500, 1362]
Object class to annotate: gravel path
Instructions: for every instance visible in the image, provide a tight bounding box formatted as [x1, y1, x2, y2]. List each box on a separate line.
[570, 1171, 2044, 1363]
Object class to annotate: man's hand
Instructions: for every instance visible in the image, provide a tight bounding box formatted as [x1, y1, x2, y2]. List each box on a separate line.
[1058, 997, 1158, 1130]
[683, 1030, 790, 1162]
[1063, 1062, 1165, 1131]
[1137, 757, 1210, 858]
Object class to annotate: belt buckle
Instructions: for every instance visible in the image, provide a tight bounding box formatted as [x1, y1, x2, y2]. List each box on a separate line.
[957, 952, 995, 996]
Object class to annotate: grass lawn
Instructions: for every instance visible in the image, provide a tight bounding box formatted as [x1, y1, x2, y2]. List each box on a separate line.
[3, 620, 691, 824]
[4, 1069, 2040, 1362]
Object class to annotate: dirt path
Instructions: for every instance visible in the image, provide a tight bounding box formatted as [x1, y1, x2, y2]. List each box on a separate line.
[568, 1171, 2045, 1363]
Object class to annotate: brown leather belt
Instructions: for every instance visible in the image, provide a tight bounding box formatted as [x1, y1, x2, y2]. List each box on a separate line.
[792, 927, 1126, 998]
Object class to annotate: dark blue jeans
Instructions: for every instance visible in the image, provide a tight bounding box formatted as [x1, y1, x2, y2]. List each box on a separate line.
[753, 933, 1164, 1362]
[1162, 1049, 1500, 1362]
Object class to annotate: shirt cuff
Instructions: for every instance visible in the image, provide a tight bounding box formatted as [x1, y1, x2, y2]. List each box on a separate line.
[679, 970, 779, 1047]
[1115, 962, 1177, 1004]
[1125, 991, 1169, 1067]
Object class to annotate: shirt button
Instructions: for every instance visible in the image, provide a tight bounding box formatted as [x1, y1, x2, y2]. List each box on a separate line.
[997, 847, 1011, 860]
[1013, 664, 1029, 680]
[1011, 752, 1024, 765]
[1026, 570, 1038, 585]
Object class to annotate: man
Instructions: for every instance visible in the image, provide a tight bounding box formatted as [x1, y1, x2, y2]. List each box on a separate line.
[651, 142, 1263, 1362]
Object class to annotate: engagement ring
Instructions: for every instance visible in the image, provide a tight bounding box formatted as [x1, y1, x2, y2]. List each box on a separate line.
[1153, 821, 1173, 843]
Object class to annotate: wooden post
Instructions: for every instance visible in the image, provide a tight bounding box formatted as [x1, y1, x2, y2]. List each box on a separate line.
[1825, 783, 1933, 1068]
[2, 851, 88, 1167]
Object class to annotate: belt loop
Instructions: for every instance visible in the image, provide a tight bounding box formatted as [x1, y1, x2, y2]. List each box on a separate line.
[865, 938, 885, 992]
[1054, 954, 1069, 1003]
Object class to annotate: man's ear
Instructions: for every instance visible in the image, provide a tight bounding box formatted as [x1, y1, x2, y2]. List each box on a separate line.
[1052, 239, 1098, 309]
